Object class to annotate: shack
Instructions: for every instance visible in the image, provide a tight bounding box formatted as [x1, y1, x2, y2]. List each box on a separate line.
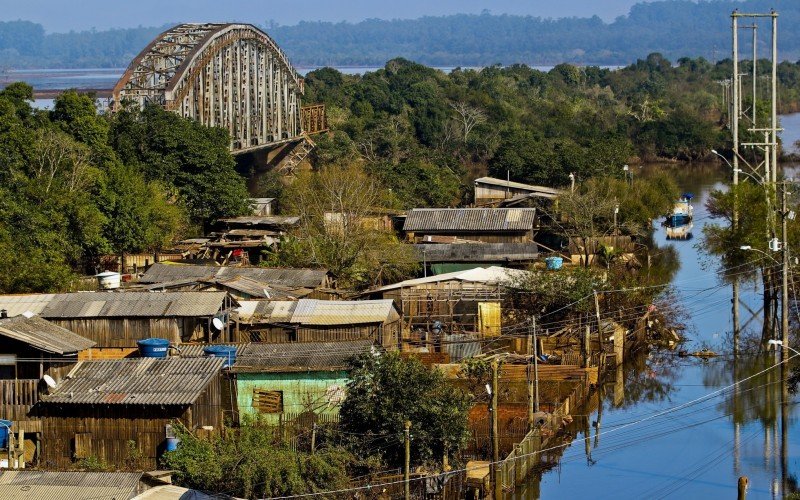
[402, 208, 537, 243]
[139, 263, 332, 298]
[250, 197, 276, 216]
[238, 299, 401, 349]
[473, 177, 563, 206]
[362, 266, 525, 339]
[34, 357, 228, 469]
[230, 340, 375, 424]
[414, 242, 539, 275]
[37, 291, 235, 347]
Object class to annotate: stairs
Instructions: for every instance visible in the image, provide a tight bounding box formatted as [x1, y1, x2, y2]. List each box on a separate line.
[275, 134, 315, 176]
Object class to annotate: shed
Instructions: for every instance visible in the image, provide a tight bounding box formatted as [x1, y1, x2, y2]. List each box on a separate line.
[249, 197, 276, 216]
[0, 315, 95, 380]
[230, 340, 375, 423]
[0, 471, 146, 500]
[35, 291, 235, 347]
[139, 263, 330, 293]
[363, 266, 526, 338]
[473, 177, 563, 206]
[403, 208, 537, 243]
[34, 357, 229, 469]
[238, 299, 401, 348]
[414, 242, 539, 274]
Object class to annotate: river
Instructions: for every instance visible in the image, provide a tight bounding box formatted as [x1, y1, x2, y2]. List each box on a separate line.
[529, 150, 800, 496]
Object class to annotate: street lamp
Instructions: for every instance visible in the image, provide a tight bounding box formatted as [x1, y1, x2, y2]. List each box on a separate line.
[768, 340, 800, 357]
[712, 150, 764, 184]
[740, 244, 780, 259]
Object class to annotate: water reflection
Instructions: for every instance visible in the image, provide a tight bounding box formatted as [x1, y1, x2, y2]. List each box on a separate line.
[528, 162, 800, 499]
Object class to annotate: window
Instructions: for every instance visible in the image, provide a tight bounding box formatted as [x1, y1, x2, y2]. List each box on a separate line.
[253, 389, 283, 413]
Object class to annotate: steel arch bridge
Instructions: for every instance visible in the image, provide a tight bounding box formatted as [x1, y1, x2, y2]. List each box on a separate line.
[112, 23, 325, 162]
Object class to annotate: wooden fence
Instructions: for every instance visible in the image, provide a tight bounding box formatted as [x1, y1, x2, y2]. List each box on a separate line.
[0, 380, 39, 420]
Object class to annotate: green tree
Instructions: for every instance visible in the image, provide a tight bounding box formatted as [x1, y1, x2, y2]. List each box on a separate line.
[339, 351, 470, 468]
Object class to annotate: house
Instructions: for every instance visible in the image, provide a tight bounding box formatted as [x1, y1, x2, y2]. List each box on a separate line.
[414, 242, 539, 275]
[0, 314, 95, 380]
[0, 291, 237, 347]
[0, 471, 150, 500]
[473, 177, 563, 206]
[402, 208, 537, 243]
[139, 263, 332, 298]
[362, 266, 525, 339]
[237, 299, 402, 349]
[34, 357, 229, 469]
[225, 340, 375, 424]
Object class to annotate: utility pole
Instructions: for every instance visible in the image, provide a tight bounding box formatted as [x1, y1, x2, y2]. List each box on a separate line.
[752, 23, 757, 126]
[310, 423, 317, 455]
[732, 10, 741, 342]
[771, 11, 778, 186]
[490, 358, 500, 500]
[527, 316, 540, 431]
[404, 420, 411, 500]
[781, 181, 789, 361]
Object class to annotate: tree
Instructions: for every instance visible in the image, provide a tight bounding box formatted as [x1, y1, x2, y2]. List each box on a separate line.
[450, 101, 486, 144]
[339, 351, 470, 468]
[274, 164, 418, 288]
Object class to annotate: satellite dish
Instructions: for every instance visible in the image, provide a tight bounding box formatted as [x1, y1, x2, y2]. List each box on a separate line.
[43, 375, 57, 389]
[212, 317, 224, 331]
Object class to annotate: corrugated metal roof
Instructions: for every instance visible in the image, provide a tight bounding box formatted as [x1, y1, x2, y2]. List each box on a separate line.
[367, 266, 527, 293]
[41, 357, 225, 406]
[0, 294, 55, 317]
[414, 243, 539, 263]
[39, 292, 228, 318]
[0, 315, 96, 354]
[474, 177, 564, 195]
[403, 208, 536, 232]
[133, 484, 224, 500]
[140, 263, 328, 289]
[237, 300, 297, 323]
[218, 216, 300, 226]
[290, 299, 399, 325]
[178, 342, 249, 358]
[202, 276, 298, 300]
[233, 340, 375, 372]
[0, 470, 142, 500]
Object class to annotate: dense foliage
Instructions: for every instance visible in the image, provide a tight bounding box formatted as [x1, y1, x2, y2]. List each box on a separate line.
[2, 2, 800, 68]
[302, 56, 743, 208]
[0, 86, 248, 292]
[163, 420, 353, 499]
[339, 351, 471, 469]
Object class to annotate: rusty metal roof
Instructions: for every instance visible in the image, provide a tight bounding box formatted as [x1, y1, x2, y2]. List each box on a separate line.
[0, 315, 96, 354]
[39, 292, 228, 318]
[403, 208, 536, 232]
[140, 263, 328, 289]
[41, 357, 225, 406]
[0, 470, 142, 500]
[233, 340, 375, 372]
[291, 299, 399, 325]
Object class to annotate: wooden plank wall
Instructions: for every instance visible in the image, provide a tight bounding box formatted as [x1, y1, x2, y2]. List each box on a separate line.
[0, 379, 39, 420]
[48, 318, 206, 347]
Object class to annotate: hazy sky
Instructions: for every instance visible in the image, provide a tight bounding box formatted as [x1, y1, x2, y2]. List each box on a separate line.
[0, 0, 651, 32]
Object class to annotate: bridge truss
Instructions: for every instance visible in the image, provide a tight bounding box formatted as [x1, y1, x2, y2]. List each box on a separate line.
[112, 23, 322, 155]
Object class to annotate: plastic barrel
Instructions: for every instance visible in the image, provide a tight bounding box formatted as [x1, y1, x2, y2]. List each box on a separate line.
[137, 338, 170, 358]
[203, 345, 237, 368]
[165, 437, 180, 452]
[545, 256, 563, 270]
[0, 420, 11, 449]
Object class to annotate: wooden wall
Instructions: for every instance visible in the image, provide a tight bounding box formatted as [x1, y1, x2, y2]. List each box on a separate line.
[0, 379, 39, 421]
[48, 317, 208, 347]
[239, 321, 400, 350]
[36, 372, 227, 469]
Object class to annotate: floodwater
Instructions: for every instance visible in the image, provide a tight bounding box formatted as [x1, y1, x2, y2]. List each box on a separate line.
[531, 151, 800, 496]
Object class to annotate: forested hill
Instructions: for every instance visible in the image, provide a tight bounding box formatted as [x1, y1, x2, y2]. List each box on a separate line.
[0, 0, 799, 69]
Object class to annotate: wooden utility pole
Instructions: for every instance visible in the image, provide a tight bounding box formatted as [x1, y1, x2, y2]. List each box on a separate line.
[583, 325, 591, 368]
[732, 10, 741, 344]
[310, 423, 317, 455]
[490, 358, 501, 500]
[404, 420, 411, 500]
[527, 316, 540, 430]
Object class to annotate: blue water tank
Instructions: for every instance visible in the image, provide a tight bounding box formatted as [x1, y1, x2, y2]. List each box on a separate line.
[137, 338, 170, 358]
[165, 437, 180, 452]
[0, 420, 11, 449]
[203, 345, 237, 368]
[545, 256, 564, 270]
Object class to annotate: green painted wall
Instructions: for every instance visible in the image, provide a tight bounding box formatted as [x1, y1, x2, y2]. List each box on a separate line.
[236, 371, 349, 424]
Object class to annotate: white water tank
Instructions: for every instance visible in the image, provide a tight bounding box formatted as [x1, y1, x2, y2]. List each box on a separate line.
[96, 271, 121, 290]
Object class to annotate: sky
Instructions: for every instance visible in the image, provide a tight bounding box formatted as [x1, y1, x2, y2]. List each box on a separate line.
[0, 0, 651, 33]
